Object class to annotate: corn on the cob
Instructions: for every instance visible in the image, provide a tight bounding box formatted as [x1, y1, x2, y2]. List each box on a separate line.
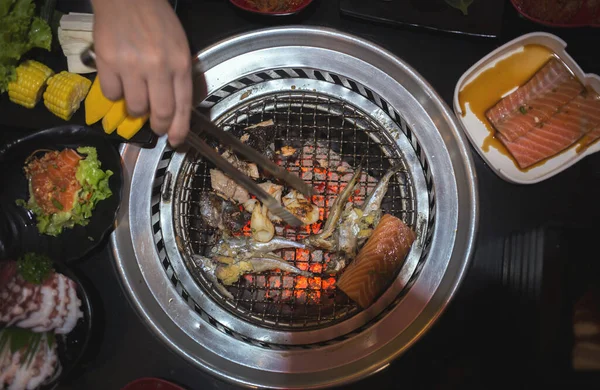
[43, 71, 92, 120]
[8, 61, 54, 109]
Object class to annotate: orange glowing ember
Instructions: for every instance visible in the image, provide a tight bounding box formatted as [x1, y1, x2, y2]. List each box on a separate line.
[295, 248, 310, 262]
[295, 277, 308, 289]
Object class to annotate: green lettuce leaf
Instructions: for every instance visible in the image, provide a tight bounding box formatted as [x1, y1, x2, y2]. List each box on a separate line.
[11, 0, 34, 18]
[0, 0, 52, 93]
[28, 16, 51, 50]
[0, 0, 16, 18]
[445, 0, 474, 16]
[16, 147, 114, 237]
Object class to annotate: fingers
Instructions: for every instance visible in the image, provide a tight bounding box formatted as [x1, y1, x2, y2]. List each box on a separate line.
[167, 58, 193, 147]
[148, 74, 175, 136]
[95, 58, 123, 101]
[121, 76, 149, 118]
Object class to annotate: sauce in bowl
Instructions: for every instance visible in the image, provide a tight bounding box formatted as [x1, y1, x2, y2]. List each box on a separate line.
[458, 44, 555, 168]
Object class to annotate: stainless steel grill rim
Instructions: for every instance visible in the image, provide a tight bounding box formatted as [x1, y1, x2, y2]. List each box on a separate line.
[111, 26, 479, 389]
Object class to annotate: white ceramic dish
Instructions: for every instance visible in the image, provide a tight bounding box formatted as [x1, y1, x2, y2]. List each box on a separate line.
[453, 32, 600, 184]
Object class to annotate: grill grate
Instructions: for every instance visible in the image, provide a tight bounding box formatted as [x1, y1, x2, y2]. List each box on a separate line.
[175, 92, 417, 330]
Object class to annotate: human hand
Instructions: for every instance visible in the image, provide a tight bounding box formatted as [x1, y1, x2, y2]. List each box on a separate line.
[91, 0, 195, 146]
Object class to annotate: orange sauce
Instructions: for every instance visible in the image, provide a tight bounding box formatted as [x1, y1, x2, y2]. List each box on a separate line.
[575, 133, 600, 154]
[458, 44, 555, 169]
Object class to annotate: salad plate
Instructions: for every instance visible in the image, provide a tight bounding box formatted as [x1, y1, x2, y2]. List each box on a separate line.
[0, 125, 123, 262]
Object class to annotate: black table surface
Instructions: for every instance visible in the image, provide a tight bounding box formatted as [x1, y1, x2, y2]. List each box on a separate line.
[1, 0, 600, 389]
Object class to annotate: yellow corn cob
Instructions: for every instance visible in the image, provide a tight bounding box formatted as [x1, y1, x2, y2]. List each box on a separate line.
[8, 60, 54, 108]
[117, 115, 148, 140]
[85, 76, 115, 125]
[43, 71, 92, 121]
[102, 99, 127, 134]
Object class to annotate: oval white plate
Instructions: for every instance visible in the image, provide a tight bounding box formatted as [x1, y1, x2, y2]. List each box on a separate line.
[453, 32, 600, 184]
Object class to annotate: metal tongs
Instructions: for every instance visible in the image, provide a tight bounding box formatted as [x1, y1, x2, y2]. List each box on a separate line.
[81, 46, 312, 227]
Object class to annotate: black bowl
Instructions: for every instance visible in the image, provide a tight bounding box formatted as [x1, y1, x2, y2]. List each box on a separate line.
[0, 125, 123, 263]
[0, 259, 94, 390]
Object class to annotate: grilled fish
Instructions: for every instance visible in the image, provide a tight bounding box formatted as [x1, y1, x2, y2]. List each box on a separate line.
[361, 164, 403, 218]
[191, 254, 234, 299]
[304, 162, 363, 249]
[211, 234, 305, 258]
[336, 214, 416, 308]
[326, 164, 403, 274]
[215, 255, 312, 286]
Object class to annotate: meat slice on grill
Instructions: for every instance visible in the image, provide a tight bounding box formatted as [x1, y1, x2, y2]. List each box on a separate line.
[336, 214, 416, 308]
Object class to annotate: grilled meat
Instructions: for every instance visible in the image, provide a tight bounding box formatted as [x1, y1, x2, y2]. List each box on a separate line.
[251, 204, 275, 242]
[210, 169, 250, 204]
[220, 149, 259, 179]
[231, 119, 274, 154]
[282, 190, 320, 225]
[199, 191, 250, 232]
[244, 181, 284, 223]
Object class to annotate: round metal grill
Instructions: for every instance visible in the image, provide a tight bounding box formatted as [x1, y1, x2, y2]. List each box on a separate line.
[111, 27, 478, 388]
[174, 92, 417, 330]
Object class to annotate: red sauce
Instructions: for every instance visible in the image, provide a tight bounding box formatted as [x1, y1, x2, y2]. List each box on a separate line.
[24, 149, 82, 214]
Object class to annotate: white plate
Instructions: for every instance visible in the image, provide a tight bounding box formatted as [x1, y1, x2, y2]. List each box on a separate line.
[453, 32, 600, 184]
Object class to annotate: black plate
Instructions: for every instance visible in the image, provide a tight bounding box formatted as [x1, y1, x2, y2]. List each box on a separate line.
[0, 125, 123, 263]
[340, 0, 505, 38]
[0, 259, 93, 390]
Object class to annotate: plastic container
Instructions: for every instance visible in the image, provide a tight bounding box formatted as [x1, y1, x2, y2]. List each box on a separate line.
[453, 32, 600, 184]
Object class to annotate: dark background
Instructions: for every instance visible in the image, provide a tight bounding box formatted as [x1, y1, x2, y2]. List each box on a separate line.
[1, 0, 600, 389]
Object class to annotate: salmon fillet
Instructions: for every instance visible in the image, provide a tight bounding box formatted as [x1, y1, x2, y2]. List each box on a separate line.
[490, 76, 583, 142]
[336, 214, 416, 309]
[577, 126, 600, 150]
[498, 90, 600, 169]
[486, 58, 582, 137]
[25, 149, 83, 215]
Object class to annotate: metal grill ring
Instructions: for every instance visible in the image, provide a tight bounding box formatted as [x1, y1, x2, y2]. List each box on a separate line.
[176, 91, 418, 331]
[111, 27, 478, 389]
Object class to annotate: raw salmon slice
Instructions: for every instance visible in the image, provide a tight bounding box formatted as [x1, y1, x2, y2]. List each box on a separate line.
[499, 90, 600, 169]
[486, 58, 581, 131]
[490, 76, 583, 142]
[577, 126, 600, 151]
[26, 149, 83, 215]
[336, 214, 416, 309]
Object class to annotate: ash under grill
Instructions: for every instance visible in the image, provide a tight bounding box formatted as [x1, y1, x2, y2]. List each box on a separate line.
[175, 92, 417, 331]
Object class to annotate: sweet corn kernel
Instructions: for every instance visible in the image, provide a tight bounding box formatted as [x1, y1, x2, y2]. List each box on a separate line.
[8, 61, 54, 109]
[43, 71, 92, 120]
